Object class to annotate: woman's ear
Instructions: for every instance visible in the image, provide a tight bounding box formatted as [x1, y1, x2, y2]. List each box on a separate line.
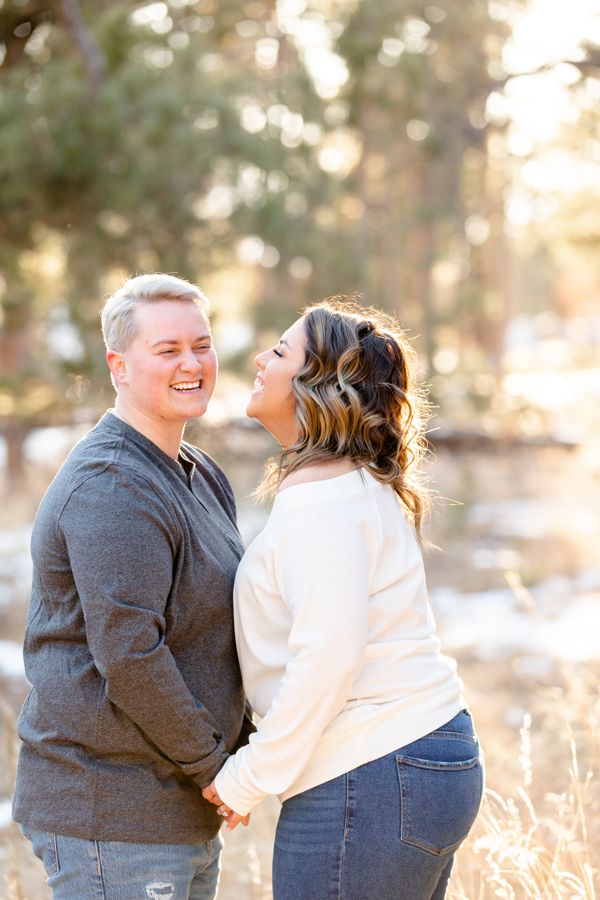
[106, 350, 128, 386]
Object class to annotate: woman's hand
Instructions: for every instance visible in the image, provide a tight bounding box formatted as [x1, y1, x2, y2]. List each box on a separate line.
[202, 780, 250, 832]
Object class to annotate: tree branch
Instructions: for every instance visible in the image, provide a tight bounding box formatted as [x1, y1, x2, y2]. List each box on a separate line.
[54, 0, 106, 99]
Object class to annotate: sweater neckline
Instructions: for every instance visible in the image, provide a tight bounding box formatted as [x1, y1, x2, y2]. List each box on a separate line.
[100, 410, 191, 477]
[273, 467, 371, 508]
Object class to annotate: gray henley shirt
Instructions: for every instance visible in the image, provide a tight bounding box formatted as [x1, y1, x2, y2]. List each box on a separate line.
[12, 411, 254, 844]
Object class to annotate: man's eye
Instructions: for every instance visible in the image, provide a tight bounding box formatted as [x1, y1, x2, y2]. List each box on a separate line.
[273, 348, 283, 358]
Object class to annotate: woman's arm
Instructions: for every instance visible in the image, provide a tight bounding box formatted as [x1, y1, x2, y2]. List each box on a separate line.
[212, 494, 377, 815]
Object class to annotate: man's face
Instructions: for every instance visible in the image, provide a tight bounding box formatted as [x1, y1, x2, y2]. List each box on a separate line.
[110, 300, 218, 425]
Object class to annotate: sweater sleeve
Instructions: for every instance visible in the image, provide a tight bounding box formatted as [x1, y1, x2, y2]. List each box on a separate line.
[60, 468, 228, 789]
[214, 495, 376, 814]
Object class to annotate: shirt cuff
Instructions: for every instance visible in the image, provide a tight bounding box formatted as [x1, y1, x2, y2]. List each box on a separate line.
[214, 753, 267, 817]
[185, 743, 229, 791]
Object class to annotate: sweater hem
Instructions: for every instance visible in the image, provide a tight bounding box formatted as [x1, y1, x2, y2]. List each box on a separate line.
[12, 807, 222, 845]
[215, 683, 466, 815]
[279, 693, 467, 804]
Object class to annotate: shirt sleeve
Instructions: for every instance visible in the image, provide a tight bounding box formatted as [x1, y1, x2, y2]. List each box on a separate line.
[214, 496, 376, 814]
[60, 467, 228, 789]
[232, 701, 257, 752]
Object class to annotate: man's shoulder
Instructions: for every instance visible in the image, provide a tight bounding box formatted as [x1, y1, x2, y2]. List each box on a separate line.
[53, 423, 132, 486]
[42, 422, 161, 516]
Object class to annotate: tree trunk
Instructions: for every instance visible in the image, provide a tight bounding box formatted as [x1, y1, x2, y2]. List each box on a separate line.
[4, 422, 27, 491]
[55, 0, 106, 99]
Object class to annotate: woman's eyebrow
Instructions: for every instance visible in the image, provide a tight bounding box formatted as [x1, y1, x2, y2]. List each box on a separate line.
[279, 338, 289, 347]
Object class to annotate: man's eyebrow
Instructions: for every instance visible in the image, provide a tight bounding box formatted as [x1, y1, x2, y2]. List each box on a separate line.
[151, 333, 211, 348]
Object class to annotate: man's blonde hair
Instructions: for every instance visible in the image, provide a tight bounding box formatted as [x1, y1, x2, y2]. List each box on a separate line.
[101, 273, 211, 353]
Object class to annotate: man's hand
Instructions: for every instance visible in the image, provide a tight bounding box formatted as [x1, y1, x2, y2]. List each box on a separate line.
[202, 780, 250, 832]
[202, 780, 223, 806]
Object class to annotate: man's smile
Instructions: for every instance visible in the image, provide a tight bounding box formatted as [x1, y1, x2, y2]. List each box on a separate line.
[171, 380, 202, 393]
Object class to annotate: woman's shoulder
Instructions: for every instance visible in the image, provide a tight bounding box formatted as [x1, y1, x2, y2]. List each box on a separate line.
[268, 462, 378, 530]
[262, 463, 385, 560]
[278, 458, 358, 494]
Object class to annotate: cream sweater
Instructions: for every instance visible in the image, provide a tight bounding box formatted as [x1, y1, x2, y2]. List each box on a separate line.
[215, 469, 465, 816]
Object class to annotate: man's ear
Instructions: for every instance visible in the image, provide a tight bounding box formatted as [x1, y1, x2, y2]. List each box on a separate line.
[106, 349, 128, 386]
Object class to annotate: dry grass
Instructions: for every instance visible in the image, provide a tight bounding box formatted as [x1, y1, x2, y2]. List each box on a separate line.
[449, 663, 599, 900]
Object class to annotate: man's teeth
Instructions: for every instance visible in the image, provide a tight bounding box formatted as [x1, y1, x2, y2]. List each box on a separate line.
[172, 382, 200, 392]
[254, 377, 264, 393]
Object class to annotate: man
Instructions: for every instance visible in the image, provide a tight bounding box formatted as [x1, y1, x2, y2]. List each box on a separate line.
[13, 273, 254, 900]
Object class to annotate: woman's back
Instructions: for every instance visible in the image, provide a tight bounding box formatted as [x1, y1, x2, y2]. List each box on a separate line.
[231, 468, 464, 803]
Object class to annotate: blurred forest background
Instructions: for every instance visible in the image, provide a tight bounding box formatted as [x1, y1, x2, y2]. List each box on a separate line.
[1, 0, 600, 898]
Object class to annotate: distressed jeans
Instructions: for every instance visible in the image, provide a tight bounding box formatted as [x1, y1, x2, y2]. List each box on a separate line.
[19, 826, 223, 900]
[273, 710, 484, 900]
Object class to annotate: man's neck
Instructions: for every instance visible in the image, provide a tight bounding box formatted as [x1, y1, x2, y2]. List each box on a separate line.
[112, 398, 184, 461]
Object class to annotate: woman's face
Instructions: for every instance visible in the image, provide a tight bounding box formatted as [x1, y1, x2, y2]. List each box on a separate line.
[247, 317, 307, 445]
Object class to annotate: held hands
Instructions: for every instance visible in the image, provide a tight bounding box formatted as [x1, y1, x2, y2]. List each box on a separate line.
[202, 780, 250, 832]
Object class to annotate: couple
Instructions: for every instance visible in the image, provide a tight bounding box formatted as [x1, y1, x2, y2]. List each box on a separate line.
[12, 274, 483, 900]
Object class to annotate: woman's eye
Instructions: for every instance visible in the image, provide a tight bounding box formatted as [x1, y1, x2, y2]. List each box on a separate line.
[273, 348, 283, 358]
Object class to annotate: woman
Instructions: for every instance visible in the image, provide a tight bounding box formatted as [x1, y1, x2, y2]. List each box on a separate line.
[204, 298, 484, 900]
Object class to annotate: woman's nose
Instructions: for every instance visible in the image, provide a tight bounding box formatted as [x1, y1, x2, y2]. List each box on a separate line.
[254, 351, 267, 368]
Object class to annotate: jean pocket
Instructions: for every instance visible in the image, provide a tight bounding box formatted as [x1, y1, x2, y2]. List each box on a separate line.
[397, 754, 483, 856]
[27, 829, 60, 878]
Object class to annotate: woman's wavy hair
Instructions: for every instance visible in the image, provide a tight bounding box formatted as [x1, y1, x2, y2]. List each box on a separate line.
[259, 296, 431, 541]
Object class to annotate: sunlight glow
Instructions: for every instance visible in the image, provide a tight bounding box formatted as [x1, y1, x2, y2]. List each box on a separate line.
[192, 186, 237, 220]
[276, 4, 349, 99]
[317, 128, 363, 178]
[503, 0, 600, 75]
[236, 235, 265, 264]
[501, 0, 600, 150]
[130, 3, 169, 26]
[255, 38, 279, 69]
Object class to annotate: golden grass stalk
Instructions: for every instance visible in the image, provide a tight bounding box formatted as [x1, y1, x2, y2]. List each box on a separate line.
[450, 703, 598, 900]
[1, 699, 25, 900]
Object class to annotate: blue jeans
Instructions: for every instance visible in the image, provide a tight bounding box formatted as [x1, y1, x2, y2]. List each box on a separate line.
[273, 710, 484, 900]
[19, 826, 223, 900]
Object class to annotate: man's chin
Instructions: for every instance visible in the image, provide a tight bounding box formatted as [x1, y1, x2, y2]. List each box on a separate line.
[176, 388, 217, 420]
[177, 400, 209, 421]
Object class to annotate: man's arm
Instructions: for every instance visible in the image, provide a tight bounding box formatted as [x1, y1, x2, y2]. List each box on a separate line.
[60, 467, 228, 788]
[232, 700, 257, 752]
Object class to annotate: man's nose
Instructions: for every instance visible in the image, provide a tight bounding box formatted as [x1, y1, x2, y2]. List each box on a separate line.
[179, 349, 202, 371]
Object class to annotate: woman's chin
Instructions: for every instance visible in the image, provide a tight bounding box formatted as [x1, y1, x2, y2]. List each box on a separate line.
[245, 395, 262, 419]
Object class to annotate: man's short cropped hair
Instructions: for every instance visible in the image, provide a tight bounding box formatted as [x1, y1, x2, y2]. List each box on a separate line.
[101, 273, 211, 353]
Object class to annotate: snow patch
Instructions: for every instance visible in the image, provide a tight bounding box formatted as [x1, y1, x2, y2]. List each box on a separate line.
[0, 641, 27, 681]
